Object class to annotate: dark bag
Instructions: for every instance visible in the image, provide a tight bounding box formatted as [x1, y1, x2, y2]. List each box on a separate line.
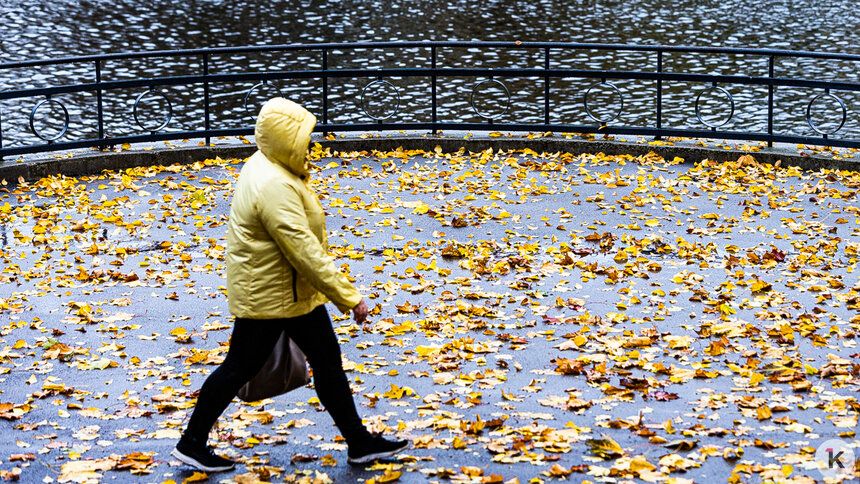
[237, 331, 310, 402]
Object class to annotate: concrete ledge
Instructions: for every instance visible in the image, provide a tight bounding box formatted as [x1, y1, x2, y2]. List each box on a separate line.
[0, 145, 257, 182]
[2, 135, 857, 183]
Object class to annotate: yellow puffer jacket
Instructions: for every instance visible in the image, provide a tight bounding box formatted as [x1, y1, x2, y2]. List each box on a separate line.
[226, 98, 361, 319]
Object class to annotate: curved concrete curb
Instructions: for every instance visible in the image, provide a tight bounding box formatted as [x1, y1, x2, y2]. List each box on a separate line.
[0, 145, 257, 182]
[1, 135, 857, 183]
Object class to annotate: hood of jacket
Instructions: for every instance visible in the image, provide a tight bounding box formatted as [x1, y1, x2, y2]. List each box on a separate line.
[254, 97, 317, 177]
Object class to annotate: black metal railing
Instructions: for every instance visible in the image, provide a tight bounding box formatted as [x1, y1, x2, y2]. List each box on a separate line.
[1, 41, 858, 160]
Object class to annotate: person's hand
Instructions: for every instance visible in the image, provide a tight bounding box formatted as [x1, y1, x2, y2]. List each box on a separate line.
[352, 299, 368, 324]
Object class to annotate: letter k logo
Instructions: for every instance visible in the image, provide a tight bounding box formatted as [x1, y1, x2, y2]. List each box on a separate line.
[827, 448, 845, 469]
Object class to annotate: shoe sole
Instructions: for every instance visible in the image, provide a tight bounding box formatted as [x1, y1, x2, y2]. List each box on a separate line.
[347, 442, 410, 465]
[170, 448, 235, 472]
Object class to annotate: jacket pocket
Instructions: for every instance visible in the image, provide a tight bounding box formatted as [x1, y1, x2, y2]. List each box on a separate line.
[290, 267, 298, 303]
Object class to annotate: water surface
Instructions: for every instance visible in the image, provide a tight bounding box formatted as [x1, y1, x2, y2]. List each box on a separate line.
[1, 0, 858, 147]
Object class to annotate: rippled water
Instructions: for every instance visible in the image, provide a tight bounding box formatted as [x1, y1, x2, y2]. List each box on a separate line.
[1, 0, 858, 148]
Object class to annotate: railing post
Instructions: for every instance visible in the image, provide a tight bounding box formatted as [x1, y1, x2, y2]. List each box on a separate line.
[377, 75, 383, 128]
[431, 45, 437, 135]
[656, 50, 663, 140]
[203, 53, 211, 146]
[767, 55, 774, 148]
[710, 81, 718, 133]
[823, 87, 830, 141]
[95, 59, 105, 148]
[488, 73, 493, 127]
[322, 48, 329, 130]
[0, 104, 4, 163]
[544, 47, 550, 126]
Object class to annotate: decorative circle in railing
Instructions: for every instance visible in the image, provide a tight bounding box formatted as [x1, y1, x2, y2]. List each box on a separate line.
[583, 81, 624, 124]
[133, 89, 173, 132]
[360, 80, 401, 121]
[695, 86, 735, 129]
[470, 79, 510, 120]
[244, 81, 284, 117]
[806, 92, 847, 136]
[29, 98, 70, 142]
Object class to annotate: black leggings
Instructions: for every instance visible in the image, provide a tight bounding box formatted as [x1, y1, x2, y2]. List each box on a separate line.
[184, 305, 368, 443]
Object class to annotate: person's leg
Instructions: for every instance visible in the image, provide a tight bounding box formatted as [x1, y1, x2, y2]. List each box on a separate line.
[284, 305, 370, 443]
[183, 318, 283, 441]
[285, 305, 410, 464]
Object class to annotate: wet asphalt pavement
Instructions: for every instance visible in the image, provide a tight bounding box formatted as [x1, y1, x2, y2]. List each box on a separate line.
[0, 148, 858, 483]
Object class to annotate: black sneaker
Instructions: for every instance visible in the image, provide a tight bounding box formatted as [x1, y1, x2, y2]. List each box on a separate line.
[347, 435, 410, 465]
[171, 437, 235, 472]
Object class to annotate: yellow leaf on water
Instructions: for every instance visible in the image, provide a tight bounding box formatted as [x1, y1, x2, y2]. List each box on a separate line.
[382, 384, 414, 399]
[416, 345, 442, 357]
[547, 463, 573, 476]
[750, 280, 772, 292]
[756, 405, 772, 420]
[501, 389, 523, 402]
[182, 471, 209, 483]
[664, 419, 675, 434]
[629, 455, 656, 472]
[663, 335, 691, 349]
[622, 336, 652, 348]
[586, 435, 624, 459]
[375, 470, 402, 483]
[78, 358, 115, 370]
[664, 439, 698, 451]
[382, 280, 399, 295]
[784, 423, 812, 433]
[395, 301, 420, 313]
[150, 428, 182, 439]
[58, 458, 116, 483]
[719, 303, 736, 315]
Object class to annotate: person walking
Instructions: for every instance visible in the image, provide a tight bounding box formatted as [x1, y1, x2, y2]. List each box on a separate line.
[171, 97, 409, 472]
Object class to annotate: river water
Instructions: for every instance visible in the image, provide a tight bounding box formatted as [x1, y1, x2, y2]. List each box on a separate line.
[1, 0, 858, 148]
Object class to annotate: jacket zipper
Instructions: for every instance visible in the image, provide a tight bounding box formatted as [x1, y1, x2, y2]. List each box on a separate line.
[291, 267, 298, 302]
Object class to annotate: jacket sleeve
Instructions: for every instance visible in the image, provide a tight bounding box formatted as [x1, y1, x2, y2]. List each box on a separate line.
[257, 179, 362, 313]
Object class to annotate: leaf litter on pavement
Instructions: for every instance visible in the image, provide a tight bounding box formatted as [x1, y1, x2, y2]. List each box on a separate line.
[0, 145, 858, 483]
